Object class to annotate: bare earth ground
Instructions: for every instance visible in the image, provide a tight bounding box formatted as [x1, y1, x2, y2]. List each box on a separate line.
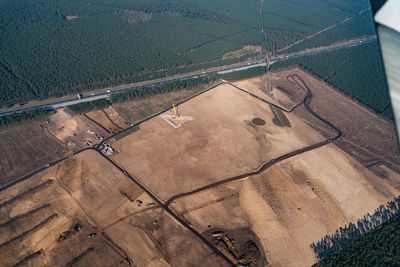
[278, 69, 400, 176]
[170, 142, 400, 266]
[0, 123, 67, 187]
[85, 107, 128, 134]
[46, 109, 109, 151]
[111, 83, 325, 201]
[0, 150, 226, 266]
[0, 107, 126, 188]
[2, 69, 400, 266]
[112, 86, 210, 124]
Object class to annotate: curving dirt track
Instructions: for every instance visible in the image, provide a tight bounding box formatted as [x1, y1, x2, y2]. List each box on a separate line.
[1, 72, 386, 267]
[165, 74, 341, 207]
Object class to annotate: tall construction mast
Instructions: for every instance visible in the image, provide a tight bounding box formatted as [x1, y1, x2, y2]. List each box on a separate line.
[172, 104, 179, 118]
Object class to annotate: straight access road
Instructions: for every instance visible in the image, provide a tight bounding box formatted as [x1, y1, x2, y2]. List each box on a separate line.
[0, 36, 376, 116]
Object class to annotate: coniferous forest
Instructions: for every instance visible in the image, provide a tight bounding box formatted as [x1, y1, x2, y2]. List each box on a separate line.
[271, 41, 392, 118]
[317, 197, 400, 266]
[0, 0, 372, 108]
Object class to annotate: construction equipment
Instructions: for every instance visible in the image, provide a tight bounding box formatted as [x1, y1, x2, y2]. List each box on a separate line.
[74, 223, 83, 232]
[88, 233, 96, 238]
[217, 234, 235, 249]
[56, 222, 84, 243]
[172, 104, 179, 118]
[211, 231, 222, 237]
[125, 257, 132, 265]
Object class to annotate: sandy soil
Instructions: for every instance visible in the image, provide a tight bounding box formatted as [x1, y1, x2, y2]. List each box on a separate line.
[105, 208, 228, 267]
[3, 68, 400, 266]
[112, 86, 208, 124]
[277, 68, 399, 167]
[0, 150, 152, 266]
[54, 150, 150, 227]
[0, 165, 122, 266]
[0, 150, 228, 266]
[233, 72, 307, 111]
[85, 107, 127, 134]
[111, 83, 325, 201]
[47, 109, 109, 150]
[170, 143, 400, 267]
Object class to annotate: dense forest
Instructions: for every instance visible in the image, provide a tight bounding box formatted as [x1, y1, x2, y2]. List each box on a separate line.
[262, 0, 370, 52]
[316, 196, 400, 266]
[271, 41, 392, 118]
[0, 109, 50, 127]
[282, 9, 376, 53]
[0, 0, 371, 107]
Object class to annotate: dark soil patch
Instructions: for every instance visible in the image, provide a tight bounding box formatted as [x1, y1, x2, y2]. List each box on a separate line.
[252, 117, 265, 126]
[204, 227, 268, 267]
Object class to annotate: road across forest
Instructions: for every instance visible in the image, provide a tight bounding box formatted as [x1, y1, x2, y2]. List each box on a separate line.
[0, 36, 376, 116]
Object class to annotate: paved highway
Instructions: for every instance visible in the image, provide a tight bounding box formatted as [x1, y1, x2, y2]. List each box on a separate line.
[0, 36, 376, 116]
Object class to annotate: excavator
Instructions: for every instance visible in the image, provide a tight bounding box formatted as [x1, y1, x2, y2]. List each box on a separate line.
[217, 234, 235, 250]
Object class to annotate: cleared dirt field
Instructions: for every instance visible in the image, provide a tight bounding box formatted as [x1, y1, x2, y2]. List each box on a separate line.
[241, 68, 400, 171]
[85, 107, 128, 134]
[0, 123, 67, 187]
[233, 72, 307, 111]
[0, 166, 123, 266]
[3, 68, 400, 266]
[46, 109, 109, 151]
[170, 143, 400, 267]
[112, 86, 210, 124]
[111, 83, 326, 201]
[0, 150, 227, 266]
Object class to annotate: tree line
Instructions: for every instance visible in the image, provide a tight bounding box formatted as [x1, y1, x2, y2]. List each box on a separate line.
[68, 99, 110, 113]
[0, 109, 50, 128]
[67, 75, 217, 113]
[271, 41, 392, 119]
[109, 75, 218, 103]
[312, 195, 400, 266]
[0, 75, 217, 127]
